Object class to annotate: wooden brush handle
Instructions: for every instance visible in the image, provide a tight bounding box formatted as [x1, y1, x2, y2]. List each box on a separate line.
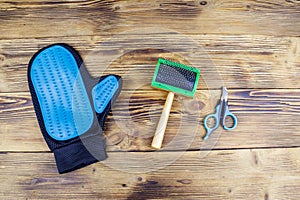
[151, 92, 174, 149]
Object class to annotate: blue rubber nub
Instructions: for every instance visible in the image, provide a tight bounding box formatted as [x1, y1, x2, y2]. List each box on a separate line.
[92, 75, 119, 114]
[30, 45, 94, 141]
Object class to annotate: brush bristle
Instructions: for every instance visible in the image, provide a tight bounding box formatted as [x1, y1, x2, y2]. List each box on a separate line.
[151, 58, 200, 97]
[155, 64, 196, 91]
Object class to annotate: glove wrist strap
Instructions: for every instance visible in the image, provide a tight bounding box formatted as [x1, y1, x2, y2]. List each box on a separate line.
[53, 135, 107, 174]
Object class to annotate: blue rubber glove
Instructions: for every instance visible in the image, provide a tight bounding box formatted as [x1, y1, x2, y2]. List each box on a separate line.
[28, 44, 122, 173]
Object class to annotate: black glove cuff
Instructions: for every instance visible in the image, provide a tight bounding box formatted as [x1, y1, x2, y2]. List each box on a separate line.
[53, 134, 107, 174]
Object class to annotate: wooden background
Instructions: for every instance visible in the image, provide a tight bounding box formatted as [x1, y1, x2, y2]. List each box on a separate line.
[1, 0, 300, 199]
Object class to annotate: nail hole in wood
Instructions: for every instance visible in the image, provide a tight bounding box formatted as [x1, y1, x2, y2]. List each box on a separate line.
[200, 1, 207, 5]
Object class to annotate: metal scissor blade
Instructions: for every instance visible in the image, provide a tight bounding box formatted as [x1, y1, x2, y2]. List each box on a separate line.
[221, 86, 228, 102]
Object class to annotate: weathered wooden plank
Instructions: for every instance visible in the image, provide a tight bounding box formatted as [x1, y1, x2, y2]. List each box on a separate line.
[1, 34, 300, 92]
[1, 148, 300, 199]
[1, 89, 300, 152]
[1, 0, 299, 199]
[0, 0, 300, 39]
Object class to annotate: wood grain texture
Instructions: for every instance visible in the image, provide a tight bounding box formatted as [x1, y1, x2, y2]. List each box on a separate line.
[0, 0, 300, 39]
[1, 0, 300, 199]
[2, 89, 300, 152]
[1, 34, 300, 92]
[1, 148, 300, 199]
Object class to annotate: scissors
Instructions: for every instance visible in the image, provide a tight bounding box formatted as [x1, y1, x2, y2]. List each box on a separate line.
[203, 86, 237, 141]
